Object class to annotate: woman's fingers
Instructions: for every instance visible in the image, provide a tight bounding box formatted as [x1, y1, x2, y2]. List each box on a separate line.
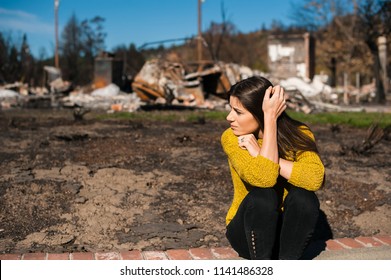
[263, 85, 287, 117]
[263, 86, 273, 101]
[277, 103, 287, 116]
[238, 134, 260, 156]
[270, 86, 285, 104]
[271, 86, 287, 117]
[273, 85, 284, 99]
[238, 135, 247, 149]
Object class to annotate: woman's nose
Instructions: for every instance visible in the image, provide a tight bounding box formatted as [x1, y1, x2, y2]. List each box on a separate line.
[226, 111, 234, 122]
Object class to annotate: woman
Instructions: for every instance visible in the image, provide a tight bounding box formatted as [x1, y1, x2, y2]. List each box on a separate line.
[221, 76, 325, 260]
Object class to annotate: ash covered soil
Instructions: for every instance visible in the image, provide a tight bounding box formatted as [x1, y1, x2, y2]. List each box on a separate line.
[0, 108, 390, 254]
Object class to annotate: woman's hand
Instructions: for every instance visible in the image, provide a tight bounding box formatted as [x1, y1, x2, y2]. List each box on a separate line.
[258, 85, 286, 163]
[236, 86, 286, 160]
[262, 85, 286, 121]
[238, 134, 261, 157]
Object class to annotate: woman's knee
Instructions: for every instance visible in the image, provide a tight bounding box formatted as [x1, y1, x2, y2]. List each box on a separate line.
[245, 187, 278, 212]
[284, 187, 319, 212]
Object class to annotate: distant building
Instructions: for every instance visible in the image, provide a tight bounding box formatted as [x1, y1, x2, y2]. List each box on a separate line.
[267, 32, 315, 80]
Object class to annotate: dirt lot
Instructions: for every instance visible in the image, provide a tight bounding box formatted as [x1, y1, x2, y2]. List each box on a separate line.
[0, 108, 390, 254]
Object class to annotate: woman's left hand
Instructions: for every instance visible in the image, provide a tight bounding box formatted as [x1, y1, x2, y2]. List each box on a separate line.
[238, 134, 260, 157]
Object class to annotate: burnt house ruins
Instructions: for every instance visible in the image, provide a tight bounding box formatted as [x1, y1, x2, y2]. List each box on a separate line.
[268, 32, 315, 81]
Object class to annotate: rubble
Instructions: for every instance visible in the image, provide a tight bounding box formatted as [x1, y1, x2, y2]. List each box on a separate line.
[44, 66, 73, 94]
[280, 76, 332, 98]
[0, 88, 22, 109]
[91, 83, 120, 97]
[131, 59, 261, 109]
[0, 89, 20, 98]
[0, 60, 385, 114]
[61, 83, 142, 113]
[280, 75, 372, 113]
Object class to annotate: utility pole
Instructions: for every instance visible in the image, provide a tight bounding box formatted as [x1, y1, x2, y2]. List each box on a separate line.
[54, 0, 59, 68]
[197, 0, 203, 62]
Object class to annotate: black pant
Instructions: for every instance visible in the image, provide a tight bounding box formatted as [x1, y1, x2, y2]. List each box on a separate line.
[226, 186, 320, 260]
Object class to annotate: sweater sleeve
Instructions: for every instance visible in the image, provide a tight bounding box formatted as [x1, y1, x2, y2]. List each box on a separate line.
[221, 128, 280, 187]
[287, 128, 325, 191]
[288, 151, 324, 191]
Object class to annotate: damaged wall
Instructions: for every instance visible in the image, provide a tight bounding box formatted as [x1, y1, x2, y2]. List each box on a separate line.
[268, 32, 315, 80]
[94, 56, 124, 89]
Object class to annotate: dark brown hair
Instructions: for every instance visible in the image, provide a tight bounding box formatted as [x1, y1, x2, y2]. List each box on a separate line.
[228, 76, 319, 159]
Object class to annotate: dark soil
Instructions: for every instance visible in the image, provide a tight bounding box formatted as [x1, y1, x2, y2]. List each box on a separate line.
[0, 108, 390, 254]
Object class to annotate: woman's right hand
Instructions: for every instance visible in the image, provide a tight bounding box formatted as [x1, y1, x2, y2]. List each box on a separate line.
[262, 85, 286, 120]
[259, 85, 285, 163]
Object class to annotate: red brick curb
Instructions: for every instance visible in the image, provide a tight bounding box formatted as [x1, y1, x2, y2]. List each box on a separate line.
[1, 235, 390, 260]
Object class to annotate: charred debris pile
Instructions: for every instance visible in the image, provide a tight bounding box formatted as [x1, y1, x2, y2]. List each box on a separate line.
[0, 59, 377, 114]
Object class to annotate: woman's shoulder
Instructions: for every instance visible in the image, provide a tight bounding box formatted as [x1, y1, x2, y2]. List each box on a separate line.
[221, 127, 233, 138]
[221, 128, 236, 144]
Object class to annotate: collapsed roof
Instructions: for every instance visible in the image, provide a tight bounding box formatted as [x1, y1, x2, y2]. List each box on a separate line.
[132, 59, 257, 107]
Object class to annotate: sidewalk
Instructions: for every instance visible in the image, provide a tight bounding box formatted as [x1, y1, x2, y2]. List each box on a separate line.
[1, 235, 390, 260]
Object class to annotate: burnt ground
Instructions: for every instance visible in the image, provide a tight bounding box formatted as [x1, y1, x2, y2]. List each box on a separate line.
[0, 108, 390, 254]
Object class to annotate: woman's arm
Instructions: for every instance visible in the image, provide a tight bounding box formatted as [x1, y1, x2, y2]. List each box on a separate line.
[287, 151, 324, 191]
[286, 127, 325, 191]
[279, 158, 293, 179]
[223, 85, 286, 186]
[279, 128, 325, 191]
[238, 86, 286, 161]
[259, 85, 286, 163]
[221, 129, 279, 187]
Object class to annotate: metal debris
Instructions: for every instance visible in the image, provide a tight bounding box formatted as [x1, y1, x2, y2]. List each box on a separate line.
[132, 59, 259, 109]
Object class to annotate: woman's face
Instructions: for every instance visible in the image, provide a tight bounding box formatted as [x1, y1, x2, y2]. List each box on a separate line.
[226, 96, 259, 136]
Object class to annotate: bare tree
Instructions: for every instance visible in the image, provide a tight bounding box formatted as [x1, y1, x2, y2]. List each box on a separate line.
[20, 34, 35, 85]
[112, 43, 145, 81]
[81, 16, 106, 59]
[60, 14, 107, 85]
[0, 32, 11, 83]
[203, 1, 237, 61]
[80, 16, 106, 82]
[61, 13, 83, 84]
[355, 0, 391, 103]
[290, 0, 352, 31]
[291, 0, 390, 103]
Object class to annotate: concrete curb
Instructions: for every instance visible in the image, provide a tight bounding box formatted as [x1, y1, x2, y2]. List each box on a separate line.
[1, 235, 390, 260]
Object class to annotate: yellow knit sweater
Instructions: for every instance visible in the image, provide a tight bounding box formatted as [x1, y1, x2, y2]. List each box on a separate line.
[221, 127, 325, 225]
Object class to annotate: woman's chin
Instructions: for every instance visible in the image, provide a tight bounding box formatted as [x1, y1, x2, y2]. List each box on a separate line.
[230, 128, 241, 136]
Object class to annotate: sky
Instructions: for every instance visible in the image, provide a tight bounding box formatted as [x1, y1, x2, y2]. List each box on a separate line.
[0, 0, 299, 58]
